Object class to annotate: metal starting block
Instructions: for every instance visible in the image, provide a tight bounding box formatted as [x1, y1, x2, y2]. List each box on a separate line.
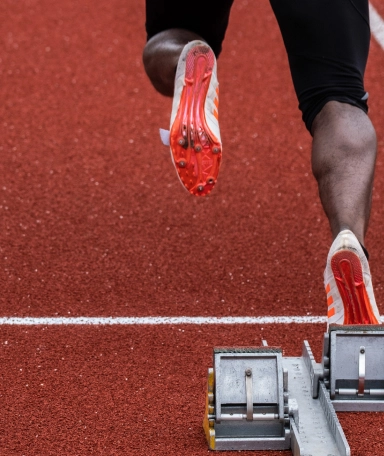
[203, 325, 384, 455]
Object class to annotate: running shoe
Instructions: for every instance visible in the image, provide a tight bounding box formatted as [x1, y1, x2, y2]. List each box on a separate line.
[324, 229, 381, 326]
[169, 40, 222, 196]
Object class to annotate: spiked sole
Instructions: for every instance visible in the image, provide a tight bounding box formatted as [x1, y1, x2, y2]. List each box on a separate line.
[331, 250, 379, 325]
[170, 45, 222, 196]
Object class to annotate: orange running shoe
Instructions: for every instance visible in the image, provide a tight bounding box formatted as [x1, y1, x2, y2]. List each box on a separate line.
[324, 230, 381, 326]
[169, 40, 222, 196]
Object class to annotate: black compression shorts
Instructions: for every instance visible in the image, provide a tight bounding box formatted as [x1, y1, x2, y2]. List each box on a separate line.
[145, 0, 234, 58]
[145, 0, 371, 133]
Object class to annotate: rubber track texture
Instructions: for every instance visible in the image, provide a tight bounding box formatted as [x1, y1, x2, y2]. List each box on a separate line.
[2, 0, 384, 454]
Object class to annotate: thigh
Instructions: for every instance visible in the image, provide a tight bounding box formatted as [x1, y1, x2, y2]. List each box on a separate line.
[145, 0, 235, 57]
[269, 0, 371, 132]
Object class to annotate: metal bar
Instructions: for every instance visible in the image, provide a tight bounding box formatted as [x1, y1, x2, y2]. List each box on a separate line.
[245, 368, 253, 421]
[336, 388, 384, 396]
[276, 359, 284, 420]
[358, 346, 366, 397]
[332, 399, 384, 412]
[210, 413, 279, 421]
[367, 389, 384, 396]
[336, 389, 360, 396]
[283, 368, 288, 393]
[213, 433, 291, 451]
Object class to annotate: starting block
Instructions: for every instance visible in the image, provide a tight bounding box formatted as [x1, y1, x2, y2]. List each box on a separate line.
[203, 325, 384, 455]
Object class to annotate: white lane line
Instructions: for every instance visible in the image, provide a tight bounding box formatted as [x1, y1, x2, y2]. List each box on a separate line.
[370, 3, 384, 50]
[0, 316, 327, 325]
[2, 316, 384, 325]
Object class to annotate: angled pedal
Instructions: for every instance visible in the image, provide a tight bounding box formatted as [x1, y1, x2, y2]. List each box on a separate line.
[203, 347, 293, 451]
[324, 324, 384, 411]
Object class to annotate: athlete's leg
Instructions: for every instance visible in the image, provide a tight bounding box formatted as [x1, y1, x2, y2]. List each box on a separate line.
[270, 0, 380, 323]
[143, 0, 233, 97]
[269, 0, 373, 244]
[311, 101, 377, 245]
[143, 29, 205, 97]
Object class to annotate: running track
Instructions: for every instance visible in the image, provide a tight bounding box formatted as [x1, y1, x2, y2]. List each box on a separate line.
[1, 1, 384, 454]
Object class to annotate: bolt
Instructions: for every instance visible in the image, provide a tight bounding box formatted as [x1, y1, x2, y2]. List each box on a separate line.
[360, 348, 365, 354]
[197, 185, 204, 192]
[212, 147, 220, 154]
[178, 138, 185, 146]
[178, 160, 186, 168]
[245, 369, 252, 377]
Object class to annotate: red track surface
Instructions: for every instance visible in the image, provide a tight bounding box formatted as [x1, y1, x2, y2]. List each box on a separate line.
[1, 0, 384, 454]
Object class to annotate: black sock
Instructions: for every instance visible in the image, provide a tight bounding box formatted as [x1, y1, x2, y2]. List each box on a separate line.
[359, 243, 370, 261]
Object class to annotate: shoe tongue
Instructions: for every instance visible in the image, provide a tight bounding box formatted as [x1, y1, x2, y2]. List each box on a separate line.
[159, 128, 170, 146]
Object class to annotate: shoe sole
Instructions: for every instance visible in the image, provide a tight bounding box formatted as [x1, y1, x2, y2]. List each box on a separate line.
[170, 45, 222, 196]
[331, 250, 379, 324]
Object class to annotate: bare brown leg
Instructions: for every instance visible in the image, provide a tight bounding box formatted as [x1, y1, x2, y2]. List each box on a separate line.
[142, 29, 206, 97]
[311, 101, 377, 245]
